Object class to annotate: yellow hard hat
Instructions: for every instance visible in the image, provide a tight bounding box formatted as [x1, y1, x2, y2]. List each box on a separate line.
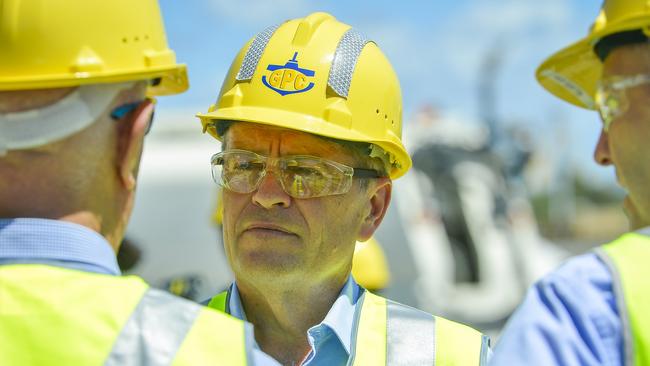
[536, 0, 650, 109]
[352, 237, 391, 291]
[197, 12, 411, 179]
[0, 0, 187, 96]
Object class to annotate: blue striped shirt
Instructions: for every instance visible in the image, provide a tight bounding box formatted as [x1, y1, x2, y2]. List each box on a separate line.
[491, 247, 634, 365]
[0, 218, 120, 274]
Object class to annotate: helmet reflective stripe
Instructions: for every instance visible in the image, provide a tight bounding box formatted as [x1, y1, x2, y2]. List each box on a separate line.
[328, 29, 371, 99]
[236, 24, 281, 81]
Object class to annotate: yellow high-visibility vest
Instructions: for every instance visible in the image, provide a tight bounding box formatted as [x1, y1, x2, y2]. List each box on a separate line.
[0, 264, 250, 365]
[209, 288, 488, 365]
[597, 232, 650, 366]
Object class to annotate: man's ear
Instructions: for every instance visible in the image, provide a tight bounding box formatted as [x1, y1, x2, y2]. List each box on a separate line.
[117, 100, 154, 191]
[357, 177, 392, 242]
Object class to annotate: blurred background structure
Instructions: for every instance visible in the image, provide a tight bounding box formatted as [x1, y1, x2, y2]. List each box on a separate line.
[123, 0, 628, 338]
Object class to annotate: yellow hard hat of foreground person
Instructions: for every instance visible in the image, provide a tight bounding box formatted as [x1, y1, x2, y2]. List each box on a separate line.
[197, 12, 411, 179]
[0, 0, 187, 95]
[536, 0, 650, 109]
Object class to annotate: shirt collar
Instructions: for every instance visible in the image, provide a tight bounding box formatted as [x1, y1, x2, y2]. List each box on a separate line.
[636, 226, 650, 237]
[0, 218, 120, 275]
[228, 275, 362, 355]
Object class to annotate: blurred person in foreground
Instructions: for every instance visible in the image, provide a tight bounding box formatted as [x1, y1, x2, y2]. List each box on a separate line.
[492, 1, 650, 365]
[0, 1, 269, 364]
[197, 12, 490, 366]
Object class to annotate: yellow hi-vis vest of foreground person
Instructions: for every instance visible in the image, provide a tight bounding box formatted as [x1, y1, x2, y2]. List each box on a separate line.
[208, 289, 487, 365]
[0, 265, 250, 365]
[596, 233, 650, 366]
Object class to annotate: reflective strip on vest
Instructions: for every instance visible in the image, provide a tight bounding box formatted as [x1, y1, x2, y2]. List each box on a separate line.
[353, 291, 485, 365]
[596, 230, 650, 366]
[105, 288, 201, 366]
[209, 288, 486, 365]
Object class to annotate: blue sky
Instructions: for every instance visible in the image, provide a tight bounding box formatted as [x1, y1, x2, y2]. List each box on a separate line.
[156, 0, 614, 188]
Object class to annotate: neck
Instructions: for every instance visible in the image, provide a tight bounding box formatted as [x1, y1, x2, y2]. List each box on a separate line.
[236, 273, 348, 365]
[0, 184, 132, 253]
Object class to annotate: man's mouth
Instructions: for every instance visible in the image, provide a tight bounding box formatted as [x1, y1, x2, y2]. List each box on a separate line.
[244, 223, 296, 236]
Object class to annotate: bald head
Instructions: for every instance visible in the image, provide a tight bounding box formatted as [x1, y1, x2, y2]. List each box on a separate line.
[0, 82, 151, 249]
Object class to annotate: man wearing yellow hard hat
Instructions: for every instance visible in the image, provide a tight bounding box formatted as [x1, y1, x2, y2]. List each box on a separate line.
[0, 1, 273, 364]
[197, 12, 489, 365]
[492, 1, 650, 365]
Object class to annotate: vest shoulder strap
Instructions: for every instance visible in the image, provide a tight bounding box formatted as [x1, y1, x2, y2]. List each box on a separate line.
[107, 287, 250, 365]
[596, 232, 650, 366]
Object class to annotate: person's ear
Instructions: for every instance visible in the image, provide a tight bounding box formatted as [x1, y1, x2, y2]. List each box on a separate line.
[357, 177, 392, 242]
[117, 100, 154, 191]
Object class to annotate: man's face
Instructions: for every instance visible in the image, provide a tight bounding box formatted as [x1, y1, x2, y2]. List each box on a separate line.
[596, 44, 650, 229]
[221, 123, 377, 286]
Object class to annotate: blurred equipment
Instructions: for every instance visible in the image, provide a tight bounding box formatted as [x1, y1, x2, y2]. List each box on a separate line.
[352, 237, 391, 292]
[164, 275, 204, 301]
[116, 237, 143, 273]
[395, 105, 566, 329]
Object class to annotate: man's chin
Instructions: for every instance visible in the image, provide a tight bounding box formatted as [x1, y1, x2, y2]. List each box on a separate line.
[234, 253, 303, 277]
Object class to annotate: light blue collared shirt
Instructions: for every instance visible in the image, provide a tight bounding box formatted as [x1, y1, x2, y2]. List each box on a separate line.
[0, 218, 120, 275]
[490, 230, 650, 366]
[227, 276, 362, 366]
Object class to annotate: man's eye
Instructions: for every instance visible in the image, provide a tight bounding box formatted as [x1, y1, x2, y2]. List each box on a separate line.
[288, 166, 324, 177]
[228, 160, 262, 171]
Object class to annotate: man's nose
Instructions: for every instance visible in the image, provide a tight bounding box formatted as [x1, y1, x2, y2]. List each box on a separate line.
[594, 129, 612, 166]
[251, 170, 291, 209]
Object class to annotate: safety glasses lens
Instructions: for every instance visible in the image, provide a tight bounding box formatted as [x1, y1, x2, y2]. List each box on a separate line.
[210, 150, 354, 198]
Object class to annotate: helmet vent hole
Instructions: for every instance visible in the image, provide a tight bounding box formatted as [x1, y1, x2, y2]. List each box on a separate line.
[384, 114, 387, 119]
[144, 35, 150, 40]
[134, 36, 139, 42]
[122, 37, 128, 43]
[376, 109, 380, 114]
[391, 120, 395, 125]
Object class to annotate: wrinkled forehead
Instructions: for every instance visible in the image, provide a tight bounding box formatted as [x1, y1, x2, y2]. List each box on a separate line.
[603, 42, 650, 77]
[0, 87, 76, 113]
[223, 121, 351, 157]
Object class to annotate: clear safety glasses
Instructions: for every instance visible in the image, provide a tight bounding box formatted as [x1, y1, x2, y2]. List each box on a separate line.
[595, 73, 650, 132]
[211, 149, 383, 199]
